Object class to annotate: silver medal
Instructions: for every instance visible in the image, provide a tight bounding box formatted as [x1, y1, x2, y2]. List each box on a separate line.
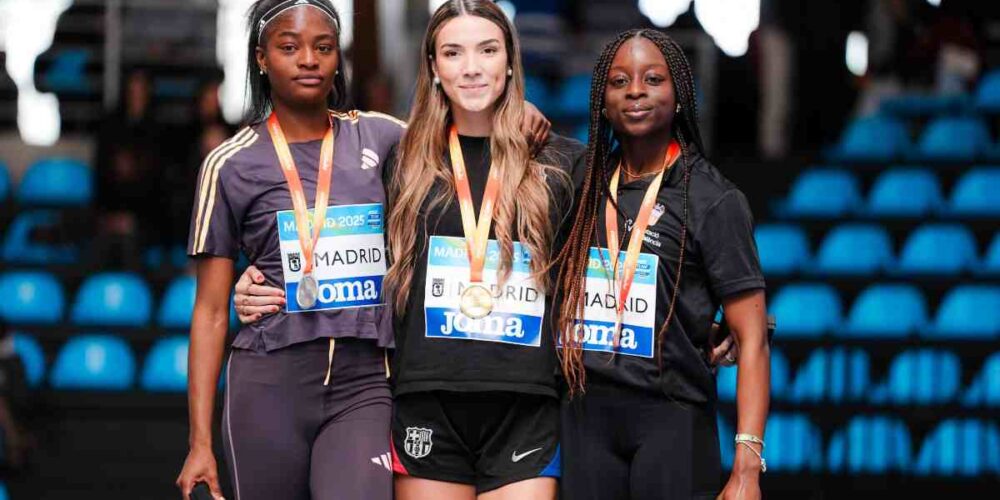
[297, 274, 319, 309]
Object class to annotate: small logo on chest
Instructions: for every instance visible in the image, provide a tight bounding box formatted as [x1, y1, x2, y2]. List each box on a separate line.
[361, 148, 379, 170]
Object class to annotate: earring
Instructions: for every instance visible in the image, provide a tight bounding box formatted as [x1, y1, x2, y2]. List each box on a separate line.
[335, 70, 340, 75]
[433, 75, 441, 85]
[601, 108, 607, 118]
[676, 103, 681, 113]
[259, 68, 265, 75]
[507, 68, 513, 77]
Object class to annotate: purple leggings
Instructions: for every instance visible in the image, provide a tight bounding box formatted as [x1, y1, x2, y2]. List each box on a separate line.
[221, 338, 393, 500]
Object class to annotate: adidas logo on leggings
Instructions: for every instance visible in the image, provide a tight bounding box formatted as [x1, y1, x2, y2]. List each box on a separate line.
[371, 453, 391, 471]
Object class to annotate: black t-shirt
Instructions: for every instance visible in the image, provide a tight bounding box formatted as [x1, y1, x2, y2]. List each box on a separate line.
[389, 133, 585, 398]
[578, 150, 765, 406]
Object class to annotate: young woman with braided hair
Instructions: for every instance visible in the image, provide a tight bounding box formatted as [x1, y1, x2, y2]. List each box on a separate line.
[556, 30, 770, 500]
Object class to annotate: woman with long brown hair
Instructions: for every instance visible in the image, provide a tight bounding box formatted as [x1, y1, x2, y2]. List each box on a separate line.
[555, 29, 770, 500]
[384, 1, 580, 499]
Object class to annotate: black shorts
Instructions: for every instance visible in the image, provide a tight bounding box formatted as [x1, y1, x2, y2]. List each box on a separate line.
[391, 390, 560, 493]
[560, 382, 722, 500]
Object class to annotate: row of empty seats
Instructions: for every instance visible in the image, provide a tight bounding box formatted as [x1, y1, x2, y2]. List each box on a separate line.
[0, 271, 224, 328]
[13, 333, 187, 391]
[874, 69, 1000, 118]
[718, 349, 1000, 407]
[719, 414, 1000, 476]
[0, 158, 92, 206]
[776, 168, 998, 217]
[756, 224, 998, 276]
[831, 115, 1000, 162]
[15, 329, 998, 408]
[770, 283, 998, 338]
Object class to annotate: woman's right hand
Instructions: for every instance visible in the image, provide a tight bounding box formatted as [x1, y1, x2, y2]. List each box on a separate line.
[233, 265, 286, 324]
[176, 445, 225, 500]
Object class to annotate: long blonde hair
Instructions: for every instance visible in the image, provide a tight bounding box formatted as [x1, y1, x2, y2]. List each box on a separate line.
[386, 0, 562, 314]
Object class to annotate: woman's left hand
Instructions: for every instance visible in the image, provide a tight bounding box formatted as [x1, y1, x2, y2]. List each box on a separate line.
[522, 101, 551, 155]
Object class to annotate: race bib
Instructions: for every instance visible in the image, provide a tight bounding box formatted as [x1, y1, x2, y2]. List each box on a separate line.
[424, 236, 545, 347]
[566, 247, 658, 358]
[277, 203, 386, 313]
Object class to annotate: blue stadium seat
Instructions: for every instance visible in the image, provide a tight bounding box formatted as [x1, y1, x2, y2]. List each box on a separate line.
[831, 115, 910, 162]
[718, 349, 789, 402]
[718, 416, 735, 469]
[827, 416, 912, 474]
[41, 48, 92, 94]
[864, 168, 943, 217]
[70, 273, 152, 327]
[896, 224, 977, 275]
[12, 332, 45, 387]
[524, 75, 552, 113]
[2, 210, 79, 265]
[947, 167, 1000, 216]
[0, 161, 9, 201]
[159, 276, 196, 329]
[914, 117, 991, 162]
[555, 73, 591, 118]
[140, 336, 189, 392]
[914, 419, 1000, 476]
[49, 334, 135, 390]
[870, 349, 960, 405]
[813, 224, 893, 275]
[983, 232, 1000, 276]
[974, 69, 1000, 112]
[923, 286, 1000, 339]
[0, 271, 64, 324]
[754, 224, 809, 275]
[770, 284, 841, 337]
[764, 413, 824, 472]
[881, 93, 969, 117]
[788, 348, 870, 403]
[962, 352, 1000, 407]
[777, 169, 862, 218]
[843, 284, 927, 338]
[16, 157, 92, 206]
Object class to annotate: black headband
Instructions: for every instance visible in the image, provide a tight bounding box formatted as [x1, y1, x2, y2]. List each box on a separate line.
[257, 0, 340, 44]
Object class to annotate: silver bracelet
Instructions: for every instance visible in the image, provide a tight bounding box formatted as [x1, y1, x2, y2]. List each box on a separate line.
[736, 441, 767, 473]
[734, 433, 765, 448]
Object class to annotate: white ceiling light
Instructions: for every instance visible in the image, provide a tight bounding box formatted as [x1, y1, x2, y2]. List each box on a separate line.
[693, 0, 760, 57]
[927, 0, 941, 6]
[638, 0, 692, 28]
[496, 0, 516, 21]
[2, 0, 71, 146]
[428, 0, 447, 14]
[846, 31, 868, 77]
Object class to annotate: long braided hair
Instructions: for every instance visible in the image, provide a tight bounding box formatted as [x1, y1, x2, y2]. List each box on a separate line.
[555, 29, 705, 395]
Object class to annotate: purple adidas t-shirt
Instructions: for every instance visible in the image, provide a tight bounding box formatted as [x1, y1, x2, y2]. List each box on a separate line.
[187, 110, 405, 351]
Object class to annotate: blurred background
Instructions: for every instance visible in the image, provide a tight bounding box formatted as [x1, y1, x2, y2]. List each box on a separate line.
[0, 0, 996, 498]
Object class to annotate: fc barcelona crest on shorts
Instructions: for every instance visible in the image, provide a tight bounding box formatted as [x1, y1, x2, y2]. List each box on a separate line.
[288, 252, 301, 272]
[404, 427, 433, 459]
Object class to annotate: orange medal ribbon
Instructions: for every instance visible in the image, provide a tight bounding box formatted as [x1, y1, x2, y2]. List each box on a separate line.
[604, 141, 681, 336]
[448, 125, 503, 318]
[267, 112, 335, 308]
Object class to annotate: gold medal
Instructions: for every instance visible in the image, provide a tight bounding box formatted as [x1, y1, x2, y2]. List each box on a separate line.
[448, 125, 502, 320]
[460, 284, 494, 319]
